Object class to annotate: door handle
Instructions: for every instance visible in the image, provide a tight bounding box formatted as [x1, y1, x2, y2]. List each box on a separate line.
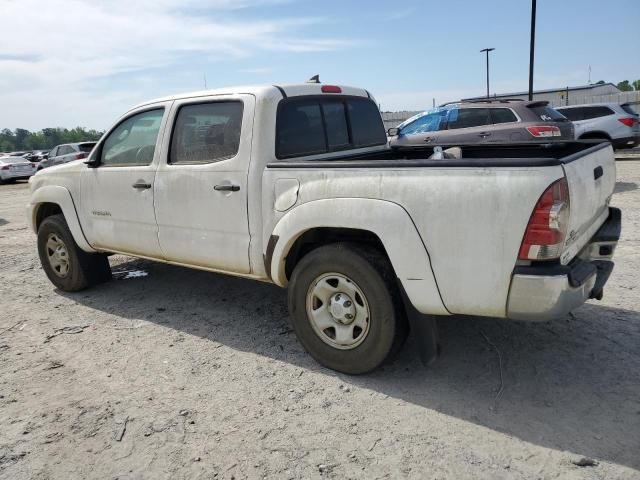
[132, 181, 152, 190]
[214, 184, 240, 192]
[478, 132, 491, 138]
[424, 137, 435, 143]
[594, 166, 603, 180]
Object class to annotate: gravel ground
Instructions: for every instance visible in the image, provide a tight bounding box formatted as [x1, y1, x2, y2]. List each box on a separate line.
[1, 163, 639, 480]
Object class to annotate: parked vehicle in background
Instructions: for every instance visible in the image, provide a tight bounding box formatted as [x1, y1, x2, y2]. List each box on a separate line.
[28, 83, 619, 374]
[555, 103, 640, 149]
[23, 151, 48, 163]
[0, 156, 36, 183]
[37, 142, 96, 171]
[388, 100, 573, 148]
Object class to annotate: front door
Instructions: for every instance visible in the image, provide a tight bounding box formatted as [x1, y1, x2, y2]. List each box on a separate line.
[80, 105, 170, 257]
[154, 94, 254, 273]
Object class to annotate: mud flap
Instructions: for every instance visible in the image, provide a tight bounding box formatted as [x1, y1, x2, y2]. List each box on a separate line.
[399, 282, 440, 366]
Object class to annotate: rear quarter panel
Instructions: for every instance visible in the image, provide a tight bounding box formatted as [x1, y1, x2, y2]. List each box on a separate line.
[263, 164, 564, 318]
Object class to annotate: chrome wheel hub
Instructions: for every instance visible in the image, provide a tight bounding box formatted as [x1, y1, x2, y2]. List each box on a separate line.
[306, 273, 371, 350]
[329, 293, 356, 324]
[46, 233, 70, 278]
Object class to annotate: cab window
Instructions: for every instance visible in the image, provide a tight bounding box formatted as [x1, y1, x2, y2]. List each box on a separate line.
[446, 108, 491, 130]
[100, 109, 164, 166]
[170, 101, 244, 164]
[490, 108, 518, 124]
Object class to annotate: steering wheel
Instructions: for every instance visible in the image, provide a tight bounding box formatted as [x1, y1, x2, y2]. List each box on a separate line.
[135, 145, 155, 164]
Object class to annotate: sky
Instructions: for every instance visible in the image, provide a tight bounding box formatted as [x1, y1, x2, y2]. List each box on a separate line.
[1, 0, 638, 130]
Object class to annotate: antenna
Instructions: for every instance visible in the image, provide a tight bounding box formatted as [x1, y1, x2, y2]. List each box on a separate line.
[588, 65, 591, 84]
[204, 73, 207, 89]
[307, 74, 320, 84]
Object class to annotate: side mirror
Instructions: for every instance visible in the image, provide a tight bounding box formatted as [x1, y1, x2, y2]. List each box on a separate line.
[84, 154, 100, 168]
[387, 127, 400, 137]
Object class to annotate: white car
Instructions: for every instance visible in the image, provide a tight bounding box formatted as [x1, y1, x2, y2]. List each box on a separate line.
[0, 156, 36, 183]
[27, 83, 620, 374]
[556, 103, 640, 149]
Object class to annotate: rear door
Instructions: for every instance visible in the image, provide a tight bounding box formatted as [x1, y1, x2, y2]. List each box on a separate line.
[487, 107, 520, 142]
[439, 107, 492, 144]
[153, 94, 254, 273]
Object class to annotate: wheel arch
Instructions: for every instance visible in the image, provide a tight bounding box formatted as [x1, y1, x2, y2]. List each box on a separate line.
[579, 131, 612, 140]
[267, 198, 449, 316]
[30, 186, 95, 252]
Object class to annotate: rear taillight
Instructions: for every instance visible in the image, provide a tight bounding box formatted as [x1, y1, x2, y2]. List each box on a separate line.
[519, 177, 570, 261]
[321, 85, 342, 94]
[1, 165, 10, 171]
[527, 125, 562, 138]
[618, 117, 638, 127]
[75, 153, 86, 160]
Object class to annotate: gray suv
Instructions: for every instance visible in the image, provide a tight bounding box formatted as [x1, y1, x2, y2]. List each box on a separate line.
[37, 142, 96, 171]
[555, 103, 639, 149]
[388, 100, 573, 148]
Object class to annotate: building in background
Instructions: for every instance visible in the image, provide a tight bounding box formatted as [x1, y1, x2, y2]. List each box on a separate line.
[462, 83, 622, 107]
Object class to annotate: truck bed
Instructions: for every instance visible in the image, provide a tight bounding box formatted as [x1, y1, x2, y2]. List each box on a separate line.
[264, 140, 616, 318]
[267, 140, 608, 169]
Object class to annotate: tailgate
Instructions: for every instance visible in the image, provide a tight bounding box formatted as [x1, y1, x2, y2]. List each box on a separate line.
[560, 143, 616, 264]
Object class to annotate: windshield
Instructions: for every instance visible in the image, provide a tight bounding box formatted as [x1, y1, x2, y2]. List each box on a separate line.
[398, 108, 449, 135]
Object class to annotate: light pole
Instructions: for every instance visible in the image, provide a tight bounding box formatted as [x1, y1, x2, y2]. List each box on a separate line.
[480, 48, 495, 98]
[528, 0, 537, 100]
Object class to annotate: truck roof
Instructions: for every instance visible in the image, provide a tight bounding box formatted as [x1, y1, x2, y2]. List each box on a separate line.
[130, 83, 372, 113]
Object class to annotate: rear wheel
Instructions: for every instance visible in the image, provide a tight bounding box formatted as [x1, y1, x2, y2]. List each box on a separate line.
[37, 214, 111, 291]
[288, 243, 407, 374]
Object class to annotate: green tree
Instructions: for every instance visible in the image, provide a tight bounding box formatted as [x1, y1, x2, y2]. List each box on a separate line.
[617, 80, 633, 92]
[14, 128, 30, 150]
[0, 127, 103, 152]
[632, 79, 640, 91]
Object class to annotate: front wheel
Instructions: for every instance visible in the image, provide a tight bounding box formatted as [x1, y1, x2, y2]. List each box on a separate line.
[37, 214, 111, 291]
[288, 243, 407, 374]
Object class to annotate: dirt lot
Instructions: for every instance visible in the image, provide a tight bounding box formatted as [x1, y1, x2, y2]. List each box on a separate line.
[1, 163, 639, 480]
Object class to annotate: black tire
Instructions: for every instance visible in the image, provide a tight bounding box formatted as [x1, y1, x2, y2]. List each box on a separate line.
[37, 214, 112, 292]
[288, 243, 408, 374]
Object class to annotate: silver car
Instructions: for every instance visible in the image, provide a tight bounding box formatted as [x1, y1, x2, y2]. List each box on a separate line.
[0, 156, 36, 183]
[37, 142, 96, 171]
[555, 103, 640, 149]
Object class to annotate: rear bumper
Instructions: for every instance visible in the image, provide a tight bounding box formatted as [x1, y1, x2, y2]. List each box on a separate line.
[506, 207, 621, 321]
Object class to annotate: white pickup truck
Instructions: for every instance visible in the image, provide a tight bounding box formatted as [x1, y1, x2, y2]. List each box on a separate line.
[28, 83, 621, 374]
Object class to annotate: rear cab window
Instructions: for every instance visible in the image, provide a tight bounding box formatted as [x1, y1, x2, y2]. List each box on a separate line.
[276, 96, 386, 159]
